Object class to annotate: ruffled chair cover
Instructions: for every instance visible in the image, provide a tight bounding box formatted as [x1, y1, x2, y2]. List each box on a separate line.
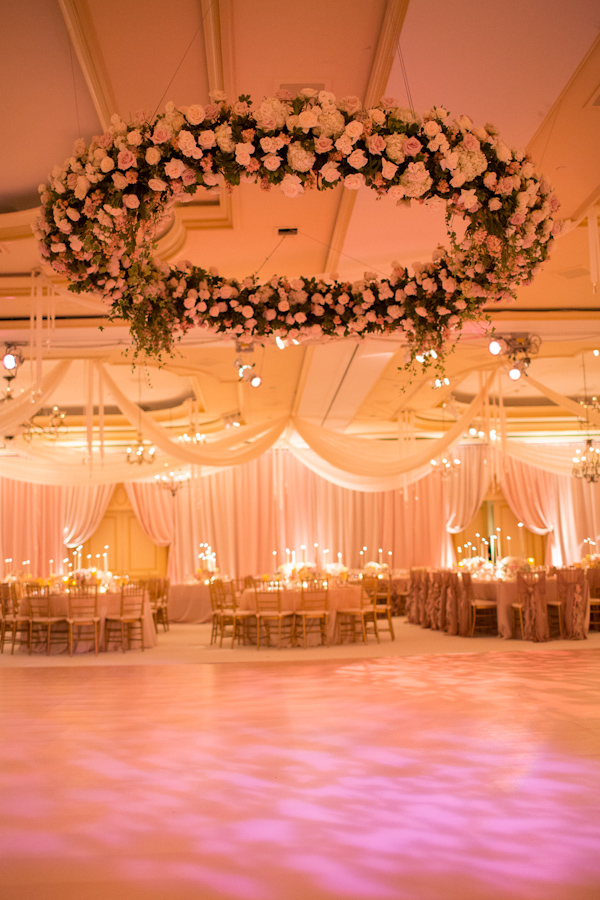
[427, 570, 444, 631]
[406, 568, 428, 625]
[516, 572, 548, 642]
[458, 572, 474, 636]
[556, 568, 587, 640]
[443, 571, 461, 636]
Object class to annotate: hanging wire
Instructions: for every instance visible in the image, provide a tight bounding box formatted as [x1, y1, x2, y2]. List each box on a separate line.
[395, 41, 416, 117]
[153, 1, 215, 117]
[252, 235, 287, 277]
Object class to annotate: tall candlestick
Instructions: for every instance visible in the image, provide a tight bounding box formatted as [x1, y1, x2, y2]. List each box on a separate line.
[301, 545, 306, 563]
[286, 547, 290, 564]
[291, 550, 296, 567]
[490, 535, 496, 564]
[388, 550, 393, 571]
[496, 527, 502, 560]
[273, 550, 277, 572]
[314, 543, 319, 570]
[337, 551, 342, 564]
[475, 532, 481, 558]
[378, 548, 383, 565]
[359, 549, 364, 568]
[324, 549, 329, 569]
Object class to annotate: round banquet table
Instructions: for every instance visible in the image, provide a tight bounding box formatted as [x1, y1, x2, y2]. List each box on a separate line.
[239, 583, 362, 644]
[168, 583, 212, 624]
[472, 578, 590, 638]
[18, 591, 157, 654]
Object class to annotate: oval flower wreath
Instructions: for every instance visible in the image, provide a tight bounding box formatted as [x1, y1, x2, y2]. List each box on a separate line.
[36, 89, 560, 361]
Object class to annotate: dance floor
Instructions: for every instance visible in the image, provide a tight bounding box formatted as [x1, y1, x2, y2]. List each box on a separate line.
[1, 630, 600, 899]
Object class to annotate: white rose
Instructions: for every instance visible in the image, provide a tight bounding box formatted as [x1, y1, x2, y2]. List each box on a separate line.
[183, 104, 205, 125]
[262, 153, 281, 171]
[345, 120, 364, 141]
[100, 157, 115, 173]
[347, 149, 367, 169]
[423, 120, 440, 137]
[320, 161, 341, 182]
[145, 147, 161, 165]
[334, 134, 353, 156]
[280, 174, 304, 198]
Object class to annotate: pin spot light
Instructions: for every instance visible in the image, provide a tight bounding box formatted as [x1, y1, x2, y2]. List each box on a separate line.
[2, 345, 23, 373]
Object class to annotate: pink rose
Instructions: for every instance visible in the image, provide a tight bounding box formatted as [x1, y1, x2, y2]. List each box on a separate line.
[510, 212, 526, 226]
[278, 299, 290, 312]
[151, 124, 172, 145]
[404, 137, 422, 156]
[415, 306, 428, 317]
[123, 193, 140, 209]
[148, 178, 168, 192]
[117, 149, 136, 170]
[314, 136, 333, 153]
[181, 168, 196, 185]
[462, 133, 480, 152]
[367, 134, 386, 155]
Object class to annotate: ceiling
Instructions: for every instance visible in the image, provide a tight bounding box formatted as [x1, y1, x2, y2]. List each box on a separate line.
[0, 0, 599, 461]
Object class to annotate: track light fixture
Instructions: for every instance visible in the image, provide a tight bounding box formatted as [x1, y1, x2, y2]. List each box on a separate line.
[488, 333, 541, 380]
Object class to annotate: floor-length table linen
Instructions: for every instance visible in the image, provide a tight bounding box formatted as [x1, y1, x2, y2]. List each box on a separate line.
[19, 591, 157, 653]
[239, 584, 362, 644]
[168, 584, 212, 624]
[471, 578, 590, 639]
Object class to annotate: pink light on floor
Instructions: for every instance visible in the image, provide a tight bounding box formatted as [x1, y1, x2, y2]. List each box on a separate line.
[0, 651, 599, 899]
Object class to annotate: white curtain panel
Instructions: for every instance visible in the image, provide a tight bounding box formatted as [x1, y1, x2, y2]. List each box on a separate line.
[62, 483, 116, 548]
[0, 477, 64, 578]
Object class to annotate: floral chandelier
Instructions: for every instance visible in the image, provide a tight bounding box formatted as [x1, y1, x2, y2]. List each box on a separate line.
[36, 89, 560, 362]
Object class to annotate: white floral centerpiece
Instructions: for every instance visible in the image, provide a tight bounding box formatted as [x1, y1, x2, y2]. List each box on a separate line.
[36, 89, 560, 363]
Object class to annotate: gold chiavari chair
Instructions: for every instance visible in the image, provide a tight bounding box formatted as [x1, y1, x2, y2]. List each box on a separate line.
[24, 583, 68, 655]
[0, 583, 29, 654]
[295, 580, 329, 647]
[67, 584, 100, 655]
[587, 568, 600, 631]
[337, 583, 379, 644]
[254, 583, 294, 649]
[363, 576, 395, 640]
[104, 583, 146, 652]
[465, 569, 498, 636]
[210, 579, 254, 648]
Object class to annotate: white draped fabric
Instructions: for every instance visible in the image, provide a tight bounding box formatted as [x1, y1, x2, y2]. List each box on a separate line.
[500, 456, 581, 565]
[62, 484, 115, 548]
[445, 444, 491, 534]
[164, 450, 455, 580]
[0, 477, 63, 577]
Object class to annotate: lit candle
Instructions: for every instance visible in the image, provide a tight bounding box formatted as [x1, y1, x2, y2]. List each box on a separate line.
[475, 532, 481, 558]
[286, 547, 290, 564]
[359, 549, 364, 567]
[517, 522, 524, 554]
[49, 559, 53, 574]
[314, 543, 319, 570]
[496, 527, 502, 560]
[490, 535, 496, 564]
[338, 551, 342, 564]
[273, 550, 277, 571]
[301, 545, 306, 563]
[104, 545, 109, 571]
[291, 550, 296, 567]
[378, 548, 383, 565]
[388, 550, 393, 570]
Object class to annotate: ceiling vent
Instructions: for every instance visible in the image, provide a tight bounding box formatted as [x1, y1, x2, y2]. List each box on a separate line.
[557, 266, 589, 279]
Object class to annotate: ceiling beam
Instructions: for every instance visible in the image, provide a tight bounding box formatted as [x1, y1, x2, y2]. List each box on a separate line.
[323, 0, 410, 275]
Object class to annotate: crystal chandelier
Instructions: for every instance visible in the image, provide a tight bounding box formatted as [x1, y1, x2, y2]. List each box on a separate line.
[572, 440, 600, 483]
[572, 353, 600, 483]
[126, 434, 156, 465]
[155, 470, 191, 495]
[22, 406, 67, 443]
[430, 455, 462, 477]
